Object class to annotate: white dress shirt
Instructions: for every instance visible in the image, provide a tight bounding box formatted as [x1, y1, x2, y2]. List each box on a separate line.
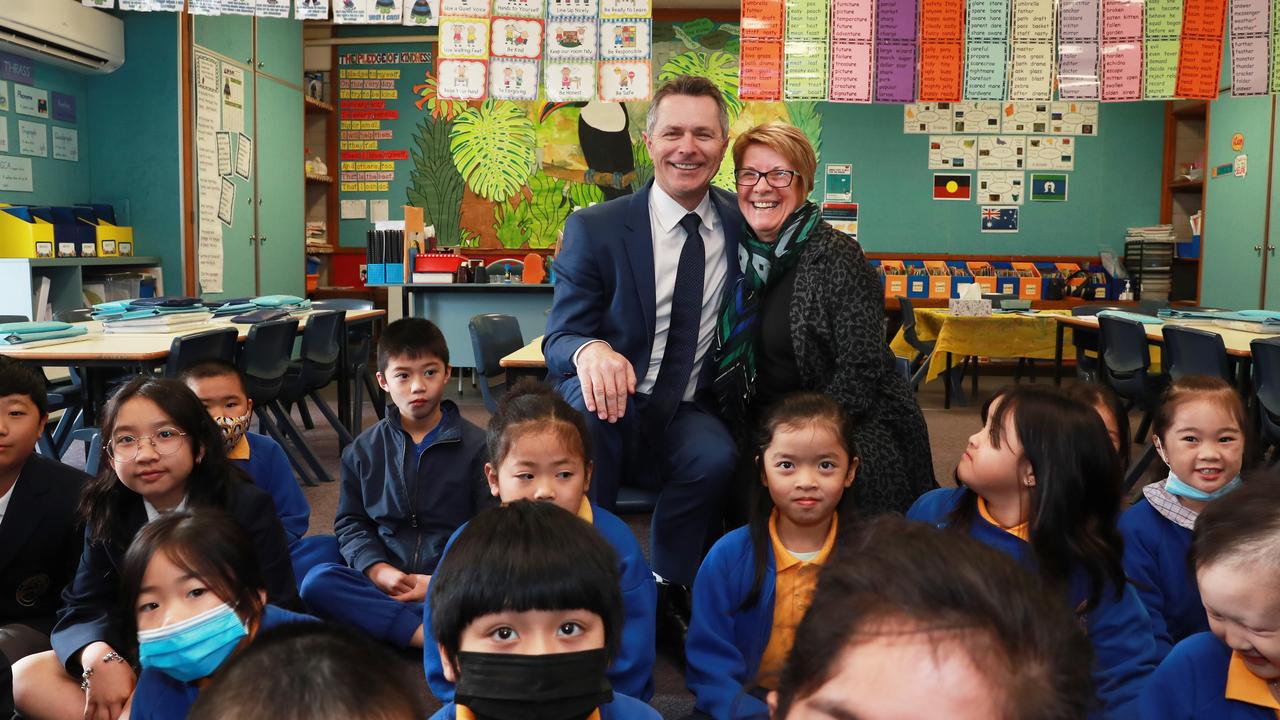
[640, 183, 728, 401]
[143, 496, 188, 523]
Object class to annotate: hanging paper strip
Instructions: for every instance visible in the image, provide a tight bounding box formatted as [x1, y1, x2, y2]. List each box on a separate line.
[152, 0, 184, 11]
[401, 0, 441, 24]
[829, 0, 876, 102]
[257, 0, 294, 17]
[919, 0, 965, 100]
[1100, 0, 1144, 99]
[1175, 0, 1226, 97]
[222, 0, 258, 14]
[1058, 0, 1101, 97]
[598, 0, 651, 102]
[364, 0, 404, 21]
[875, 0, 919, 101]
[297, 0, 333, 19]
[1009, 0, 1056, 99]
[118, 0, 151, 10]
[1229, 0, 1269, 94]
[333, 0, 369, 22]
[82, 0, 115, 7]
[965, 0, 1010, 99]
[544, 0, 595, 102]
[740, 0, 786, 100]
[785, 0, 830, 99]
[1144, 0, 1182, 97]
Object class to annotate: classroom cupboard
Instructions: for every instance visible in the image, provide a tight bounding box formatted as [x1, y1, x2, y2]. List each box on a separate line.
[192, 15, 304, 300]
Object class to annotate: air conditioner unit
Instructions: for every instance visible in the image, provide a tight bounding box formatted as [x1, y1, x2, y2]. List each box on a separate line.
[0, 0, 124, 75]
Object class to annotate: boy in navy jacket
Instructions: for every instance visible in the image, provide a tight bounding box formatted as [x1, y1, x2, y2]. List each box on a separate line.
[300, 318, 490, 648]
[0, 359, 87, 716]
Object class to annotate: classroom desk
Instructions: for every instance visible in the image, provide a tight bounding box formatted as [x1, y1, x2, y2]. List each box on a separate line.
[500, 335, 546, 369]
[1051, 314, 1276, 387]
[401, 283, 553, 369]
[0, 309, 385, 428]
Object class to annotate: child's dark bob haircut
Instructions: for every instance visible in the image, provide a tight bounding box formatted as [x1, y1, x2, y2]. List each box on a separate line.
[179, 358, 248, 395]
[120, 509, 268, 646]
[1191, 469, 1280, 573]
[377, 317, 449, 374]
[190, 622, 428, 720]
[430, 500, 622, 671]
[774, 515, 1095, 720]
[0, 355, 48, 415]
[485, 378, 593, 468]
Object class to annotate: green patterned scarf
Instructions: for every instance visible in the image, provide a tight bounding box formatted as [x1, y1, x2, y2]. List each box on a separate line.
[713, 201, 822, 422]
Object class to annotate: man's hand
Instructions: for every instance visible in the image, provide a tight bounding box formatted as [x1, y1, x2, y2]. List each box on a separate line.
[367, 562, 415, 596]
[576, 342, 636, 423]
[392, 574, 430, 603]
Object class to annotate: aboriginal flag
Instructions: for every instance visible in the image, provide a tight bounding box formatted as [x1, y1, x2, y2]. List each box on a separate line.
[933, 173, 971, 200]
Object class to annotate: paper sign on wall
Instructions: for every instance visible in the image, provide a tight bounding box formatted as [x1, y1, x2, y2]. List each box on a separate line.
[0, 81, 7, 113]
[438, 59, 488, 99]
[14, 85, 48, 118]
[17, 120, 46, 158]
[221, 65, 245, 134]
[218, 177, 236, 227]
[0, 122, 7, 153]
[0, 155, 33, 193]
[401, 0, 441, 24]
[297, 0, 334, 20]
[977, 170, 1025, 203]
[598, 61, 649, 101]
[216, 132, 233, 176]
[51, 126, 78, 162]
[489, 58, 540, 99]
[236, 132, 253, 180]
[824, 163, 853, 200]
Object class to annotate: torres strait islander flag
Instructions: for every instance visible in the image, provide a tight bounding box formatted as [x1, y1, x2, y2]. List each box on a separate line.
[933, 173, 972, 200]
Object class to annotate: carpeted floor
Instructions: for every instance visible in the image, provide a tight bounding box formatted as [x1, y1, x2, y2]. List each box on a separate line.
[63, 369, 1118, 717]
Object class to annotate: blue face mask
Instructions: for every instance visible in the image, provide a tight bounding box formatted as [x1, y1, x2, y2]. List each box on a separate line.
[1165, 471, 1244, 502]
[137, 602, 247, 682]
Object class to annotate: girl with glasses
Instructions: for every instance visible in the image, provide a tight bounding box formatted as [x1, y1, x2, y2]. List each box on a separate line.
[12, 377, 298, 720]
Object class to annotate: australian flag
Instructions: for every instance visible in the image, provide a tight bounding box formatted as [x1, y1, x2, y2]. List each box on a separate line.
[981, 206, 1018, 232]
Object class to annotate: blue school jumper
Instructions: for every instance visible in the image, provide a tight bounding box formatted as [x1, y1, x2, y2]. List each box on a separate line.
[128, 606, 316, 720]
[684, 526, 776, 720]
[1120, 495, 1208, 659]
[430, 694, 661, 720]
[908, 488, 1159, 719]
[423, 500, 657, 702]
[1139, 632, 1280, 719]
[230, 432, 311, 545]
[298, 402, 490, 647]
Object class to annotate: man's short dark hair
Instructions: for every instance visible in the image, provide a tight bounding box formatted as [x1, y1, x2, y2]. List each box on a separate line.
[189, 623, 429, 720]
[0, 356, 47, 415]
[377, 317, 449, 373]
[429, 500, 622, 673]
[179, 358, 247, 395]
[645, 75, 729, 138]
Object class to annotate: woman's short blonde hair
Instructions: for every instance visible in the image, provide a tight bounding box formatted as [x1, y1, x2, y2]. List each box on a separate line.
[732, 122, 817, 195]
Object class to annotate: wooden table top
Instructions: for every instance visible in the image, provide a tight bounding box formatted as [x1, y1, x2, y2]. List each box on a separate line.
[1055, 313, 1279, 358]
[501, 335, 546, 369]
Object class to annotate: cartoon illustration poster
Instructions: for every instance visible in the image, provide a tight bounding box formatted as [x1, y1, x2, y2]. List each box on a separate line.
[439, 17, 491, 58]
[493, 0, 544, 17]
[544, 61, 595, 101]
[437, 58, 488, 99]
[599, 61, 651, 101]
[599, 19, 652, 60]
[489, 58, 540, 99]
[545, 18, 599, 61]
[491, 17, 544, 58]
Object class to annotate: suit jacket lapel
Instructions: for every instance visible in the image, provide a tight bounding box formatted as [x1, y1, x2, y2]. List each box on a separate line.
[624, 181, 657, 340]
[0, 463, 51, 574]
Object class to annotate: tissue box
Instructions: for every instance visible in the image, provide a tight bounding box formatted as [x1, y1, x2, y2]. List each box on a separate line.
[948, 298, 992, 316]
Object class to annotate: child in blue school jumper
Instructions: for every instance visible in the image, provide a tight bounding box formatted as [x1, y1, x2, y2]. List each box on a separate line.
[686, 393, 857, 720]
[907, 384, 1159, 719]
[1140, 474, 1280, 719]
[429, 501, 659, 720]
[121, 510, 315, 720]
[1121, 375, 1249, 660]
[299, 318, 490, 650]
[422, 380, 656, 702]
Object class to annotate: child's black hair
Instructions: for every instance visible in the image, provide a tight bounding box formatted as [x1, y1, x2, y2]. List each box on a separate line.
[189, 623, 428, 720]
[773, 515, 1095, 720]
[742, 392, 858, 610]
[429, 500, 621, 674]
[79, 377, 247, 546]
[1191, 469, 1280, 574]
[1151, 375, 1256, 471]
[0, 355, 48, 416]
[120, 509, 267, 651]
[376, 317, 449, 374]
[948, 385, 1127, 614]
[485, 377, 592, 467]
[179, 358, 248, 396]
[1062, 381, 1131, 467]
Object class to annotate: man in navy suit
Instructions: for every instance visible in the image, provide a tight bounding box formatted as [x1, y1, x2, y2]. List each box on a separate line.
[543, 76, 741, 659]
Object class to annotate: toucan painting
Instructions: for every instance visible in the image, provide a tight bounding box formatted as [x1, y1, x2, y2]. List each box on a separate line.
[541, 99, 636, 200]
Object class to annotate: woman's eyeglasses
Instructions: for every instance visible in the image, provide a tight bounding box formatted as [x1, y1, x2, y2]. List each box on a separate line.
[735, 169, 798, 188]
[105, 428, 189, 462]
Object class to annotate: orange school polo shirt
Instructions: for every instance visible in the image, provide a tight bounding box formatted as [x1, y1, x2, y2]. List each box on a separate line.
[756, 511, 838, 690]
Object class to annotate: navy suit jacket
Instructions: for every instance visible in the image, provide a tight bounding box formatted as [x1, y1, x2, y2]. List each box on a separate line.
[543, 180, 744, 388]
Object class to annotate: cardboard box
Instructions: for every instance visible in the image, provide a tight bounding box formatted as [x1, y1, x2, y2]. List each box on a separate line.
[903, 260, 930, 298]
[966, 261, 999, 293]
[880, 260, 908, 299]
[924, 261, 952, 298]
[1011, 262, 1042, 299]
[993, 261, 1020, 296]
[946, 260, 974, 298]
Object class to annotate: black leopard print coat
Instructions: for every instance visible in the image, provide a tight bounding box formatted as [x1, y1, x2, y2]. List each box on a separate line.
[786, 221, 938, 518]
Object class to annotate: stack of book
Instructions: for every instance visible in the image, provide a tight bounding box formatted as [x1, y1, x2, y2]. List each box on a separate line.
[92, 297, 212, 334]
[1123, 225, 1177, 301]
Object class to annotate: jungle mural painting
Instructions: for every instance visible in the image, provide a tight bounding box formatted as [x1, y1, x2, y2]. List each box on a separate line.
[407, 17, 824, 250]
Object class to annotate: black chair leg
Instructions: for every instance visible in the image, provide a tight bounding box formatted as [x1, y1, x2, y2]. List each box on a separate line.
[257, 408, 318, 487]
[1135, 409, 1154, 442]
[295, 397, 316, 430]
[1125, 442, 1159, 493]
[270, 401, 333, 484]
[308, 390, 356, 448]
[362, 368, 385, 419]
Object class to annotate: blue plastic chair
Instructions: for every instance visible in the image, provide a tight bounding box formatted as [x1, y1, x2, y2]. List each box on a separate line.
[1251, 338, 1280, 464]
[468, 314, 525, 414]
[1161, 325, 1233, 382]
[163, 327, 239, 378]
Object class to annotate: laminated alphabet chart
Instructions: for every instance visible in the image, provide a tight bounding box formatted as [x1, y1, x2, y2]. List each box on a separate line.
[1059, 0, 1103, 97]
[1009, 0, 1056, 99]
[1174, 0, 1226, 98]
[1100, 0, 1144, 100]
[785, 0, 830, 99]
[965, 0, 1010, 99]
[740, 0, 786, 100]
[829, 0, 876, 102]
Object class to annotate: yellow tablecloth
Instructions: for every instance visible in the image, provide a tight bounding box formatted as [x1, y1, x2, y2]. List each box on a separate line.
[890, 309, 1074, 384]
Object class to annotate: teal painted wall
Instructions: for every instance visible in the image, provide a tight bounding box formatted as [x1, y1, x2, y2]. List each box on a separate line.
[0, 61, 91, 206]
[87, 12, 184, 294]
[817, 102, 1166, 255]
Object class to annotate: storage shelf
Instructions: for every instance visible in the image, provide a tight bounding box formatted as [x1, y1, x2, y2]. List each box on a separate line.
[305, 173, 334, 183]
[1169, 179, 1204, 192]
[1171, 101, 1208, 118]
[304, 95, 334, 113]
[30, 256, 162, 268]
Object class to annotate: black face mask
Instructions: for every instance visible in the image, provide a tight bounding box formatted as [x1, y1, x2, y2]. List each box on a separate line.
[454, 649, 614, 720]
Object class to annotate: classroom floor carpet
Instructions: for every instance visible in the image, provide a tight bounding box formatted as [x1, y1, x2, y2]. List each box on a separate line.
[62, 369, 1113, 717]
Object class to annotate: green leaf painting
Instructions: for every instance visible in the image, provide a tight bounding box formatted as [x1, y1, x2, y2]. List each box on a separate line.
[407, 114, 466, 247]
[787, 101, 823, 168]
[631, 141, 653, 192]
[527, 174, 572, 247]
[658, 51, 742, 120]
[493, 195, 532, 249]
[451, 99, 537, 203]
[567, 181, 605, 209]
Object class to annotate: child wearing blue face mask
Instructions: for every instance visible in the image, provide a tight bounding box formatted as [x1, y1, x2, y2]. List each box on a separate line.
[120, 510, 314, 720]
[1121, 376, 1251, 661]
